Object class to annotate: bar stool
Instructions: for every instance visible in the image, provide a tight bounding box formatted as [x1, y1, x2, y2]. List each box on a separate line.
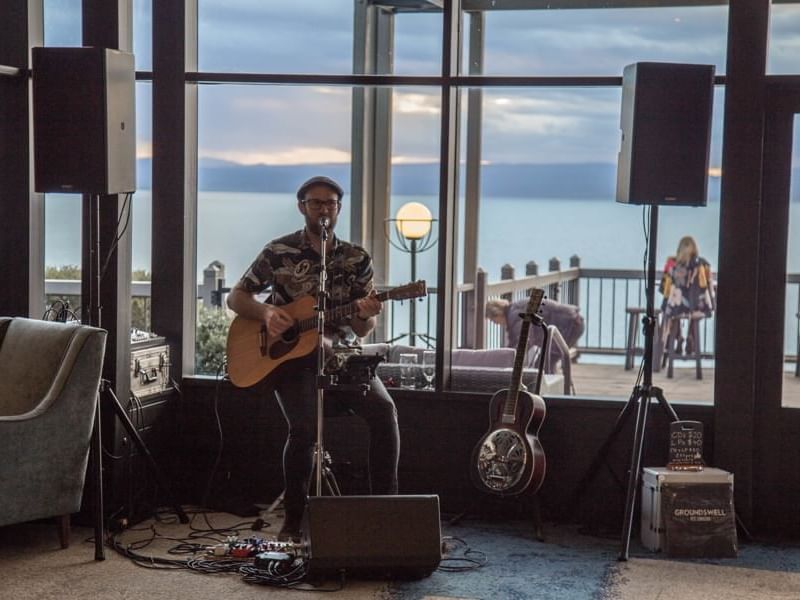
[624, 307, 662, 371]
[662, 314, 703, 380]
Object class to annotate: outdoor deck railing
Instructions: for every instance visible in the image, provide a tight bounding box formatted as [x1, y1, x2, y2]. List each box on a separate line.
[43, 266, 800, 366]
[458, 261, 800, 367]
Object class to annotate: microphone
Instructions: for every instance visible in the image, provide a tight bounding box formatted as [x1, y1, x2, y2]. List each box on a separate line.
[318, 216, 331, 229]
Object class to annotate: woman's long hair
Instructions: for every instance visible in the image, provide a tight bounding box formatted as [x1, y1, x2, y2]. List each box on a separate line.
[676, 235, 699, 264]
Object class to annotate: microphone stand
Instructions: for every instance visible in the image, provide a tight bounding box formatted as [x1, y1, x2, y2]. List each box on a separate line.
[309, 217, 371, 498]
[312, 218, 330, 497]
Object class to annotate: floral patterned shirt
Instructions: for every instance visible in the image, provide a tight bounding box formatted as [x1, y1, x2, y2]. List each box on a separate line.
[238, 229, 374, 334]
[660, 255, 714, 320]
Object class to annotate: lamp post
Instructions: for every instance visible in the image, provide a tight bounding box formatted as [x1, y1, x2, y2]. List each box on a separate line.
[385, 201, 437, 346]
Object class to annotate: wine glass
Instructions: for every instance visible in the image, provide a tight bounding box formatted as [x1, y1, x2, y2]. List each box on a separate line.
[398, 353, 418, 389]
[421, 350, 436, 390]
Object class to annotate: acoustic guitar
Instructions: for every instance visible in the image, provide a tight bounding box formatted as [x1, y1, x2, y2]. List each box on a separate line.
[470, 288, 547, 496]
[225, 281, 427, 388]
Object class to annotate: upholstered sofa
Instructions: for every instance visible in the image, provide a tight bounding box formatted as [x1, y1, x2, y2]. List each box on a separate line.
[360, 338, 571, 395]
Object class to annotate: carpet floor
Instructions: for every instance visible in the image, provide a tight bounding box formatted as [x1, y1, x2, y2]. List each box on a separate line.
[2, 511, 800, 600]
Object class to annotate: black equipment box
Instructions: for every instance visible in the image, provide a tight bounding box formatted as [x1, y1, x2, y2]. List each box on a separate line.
[303, 495, 442, 579]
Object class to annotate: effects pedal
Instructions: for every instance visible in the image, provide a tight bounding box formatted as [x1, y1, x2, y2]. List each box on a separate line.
[205, 536, 302, 561]
[253, 551, 293, 568]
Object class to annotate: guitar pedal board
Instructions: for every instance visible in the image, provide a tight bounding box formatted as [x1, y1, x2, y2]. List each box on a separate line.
[130, 336, 170, 399]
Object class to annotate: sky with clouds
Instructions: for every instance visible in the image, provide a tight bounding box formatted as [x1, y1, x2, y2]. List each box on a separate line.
[44, 1, 800, 168]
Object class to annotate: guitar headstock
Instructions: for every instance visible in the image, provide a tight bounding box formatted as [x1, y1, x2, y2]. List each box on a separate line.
[386, 280, 427, 301]
[522, 288, 545, 320]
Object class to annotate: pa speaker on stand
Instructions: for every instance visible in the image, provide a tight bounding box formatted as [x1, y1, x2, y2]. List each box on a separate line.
[616, 62, 715, 207]
[32, 46, 136, 194]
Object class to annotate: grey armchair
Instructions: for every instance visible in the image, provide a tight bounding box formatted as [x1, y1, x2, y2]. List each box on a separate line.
[0, 317, 106, 552]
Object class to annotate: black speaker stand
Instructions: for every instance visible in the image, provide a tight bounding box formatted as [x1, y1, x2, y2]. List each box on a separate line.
[84, 193, 188, 562]
[618, 206, 680, 559]
[566, 205, 678, 560]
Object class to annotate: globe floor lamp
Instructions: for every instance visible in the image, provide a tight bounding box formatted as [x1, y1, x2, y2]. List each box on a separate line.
[385, 201, 437, 346]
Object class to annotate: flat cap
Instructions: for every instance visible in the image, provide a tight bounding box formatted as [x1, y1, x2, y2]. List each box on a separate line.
[296, 175, 344, 201]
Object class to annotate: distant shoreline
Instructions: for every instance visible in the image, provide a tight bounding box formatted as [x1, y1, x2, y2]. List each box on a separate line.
[135, 158, 732, 201]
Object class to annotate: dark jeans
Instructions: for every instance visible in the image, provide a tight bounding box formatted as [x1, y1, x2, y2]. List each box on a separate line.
[273, 360, 400, 525]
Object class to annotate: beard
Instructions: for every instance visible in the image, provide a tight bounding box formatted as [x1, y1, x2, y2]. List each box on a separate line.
[305, 214, 337, 237]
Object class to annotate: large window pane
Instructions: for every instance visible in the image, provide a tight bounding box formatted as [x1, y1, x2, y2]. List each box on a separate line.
[387, 88, 441, 359]
[198, 0, 354, 74]
[769, 2, 800, 74]
[782, 117, 800, 408]
[134, 0, 152, 72]
[395, 13, 442, 75]
[459, 86, 724, 403]
[478, 6, 728, 76]
[42, 0, 82, 317]
[44, 0, 81, 46]
[196, 84, 354, 374]
[44, 194, 82, 319]
[132, 82, 152, 332]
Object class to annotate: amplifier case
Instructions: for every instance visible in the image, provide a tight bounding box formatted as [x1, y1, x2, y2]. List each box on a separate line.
[130, 343, 170, 399]
[303, 495, 442, 579]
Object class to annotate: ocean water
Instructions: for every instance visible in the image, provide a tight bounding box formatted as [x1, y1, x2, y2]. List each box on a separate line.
[43, 190, 800, 354]
[45, 189, 800, 281]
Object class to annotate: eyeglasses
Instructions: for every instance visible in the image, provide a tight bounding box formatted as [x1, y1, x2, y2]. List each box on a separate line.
[302, 198, 341, 211]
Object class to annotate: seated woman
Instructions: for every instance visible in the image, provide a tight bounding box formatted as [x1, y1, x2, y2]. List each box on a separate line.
[660, 235, 715, 356]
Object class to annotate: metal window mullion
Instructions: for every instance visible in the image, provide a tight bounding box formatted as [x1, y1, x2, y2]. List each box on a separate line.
[351, 0, 372, 249]
[436, 0, 462, 390]
[184, 0, 199, 376]
[370, 9, 394, 291]
[461, 11, 484, 348]
[152, 0, 198, 378]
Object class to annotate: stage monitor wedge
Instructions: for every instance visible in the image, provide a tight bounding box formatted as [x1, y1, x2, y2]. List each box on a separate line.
[303, 495, 442, 579]
[33, 46, 136, 195]
[616, 62, 715, 207]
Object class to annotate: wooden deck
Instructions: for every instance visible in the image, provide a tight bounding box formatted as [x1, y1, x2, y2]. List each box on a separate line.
[568, 360, 800, 408]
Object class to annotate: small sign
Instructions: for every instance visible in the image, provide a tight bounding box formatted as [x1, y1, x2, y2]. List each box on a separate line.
[662, 482, 737, 558]
[667, 420, 704, 471]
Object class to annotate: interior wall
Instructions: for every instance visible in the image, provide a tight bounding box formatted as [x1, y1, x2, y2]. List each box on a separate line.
[173, 379, 716, 534]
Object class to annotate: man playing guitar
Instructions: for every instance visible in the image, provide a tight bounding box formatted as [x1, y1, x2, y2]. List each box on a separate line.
[226, 176, 400, 542]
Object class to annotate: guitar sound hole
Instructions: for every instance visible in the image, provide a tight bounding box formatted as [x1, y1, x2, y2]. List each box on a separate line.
[476, 429, 527, 491]
[268, 324, 300, 360]
[281, 324, 299, 343]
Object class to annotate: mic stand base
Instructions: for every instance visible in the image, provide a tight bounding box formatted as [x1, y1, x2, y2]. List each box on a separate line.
[310, 449, 342, 497]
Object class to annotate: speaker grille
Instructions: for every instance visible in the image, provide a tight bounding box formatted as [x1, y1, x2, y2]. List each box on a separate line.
[616, 62, 715, 206]
[33, 47, 136, 194]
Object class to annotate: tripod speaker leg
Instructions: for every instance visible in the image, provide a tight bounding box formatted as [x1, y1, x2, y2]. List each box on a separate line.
[304, 495, 442, 579]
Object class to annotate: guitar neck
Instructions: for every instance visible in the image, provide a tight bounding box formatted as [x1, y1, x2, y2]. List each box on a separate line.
[295, 290, 392, 333]
[503, 289, 544, 420]
[504, 319, 532, 418]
